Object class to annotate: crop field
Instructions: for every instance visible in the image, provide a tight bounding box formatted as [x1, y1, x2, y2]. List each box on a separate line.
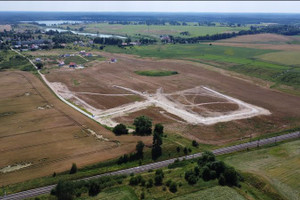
[44, 52, 300, 144]
[221, 140, 300, 200]
[0, 71, 151, 186]
[58, 22, 249, 38]
[257, 51, 300, 66]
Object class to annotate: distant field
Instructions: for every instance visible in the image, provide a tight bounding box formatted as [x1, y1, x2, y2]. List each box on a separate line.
[257, 51, 300, 66]
[104, 44, 300, 87]
[135, 70, 178, 76]
[58, 23, 249, 38]
[221, 140, 300, 200]
[173, 186, 246, 200]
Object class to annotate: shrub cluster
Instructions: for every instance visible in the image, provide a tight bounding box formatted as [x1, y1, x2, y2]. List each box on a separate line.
[184, 151, 242, 187]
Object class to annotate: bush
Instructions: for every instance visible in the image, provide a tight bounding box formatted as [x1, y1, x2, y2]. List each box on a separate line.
[183, 147, 188, 155]
[141, 191, 145, 199]
[154, 174, 163, 186]
[185, 170, 198, 185]
[202, 166, 211, 181]
[176, 146, 180, 153]
[224, 167, 239, 186]
[36, 62, 43, 69]
[52, 180, 75, 200]
[129, 176, 139, 186]
[169, 182, 177, 193]
[146, 179, 153, 188]
[70, 163, 77, 174]
[113, 124, 128, 135]
[218, 174, 226, 186]
[166, 179, 172, 187]
[88, 181, 100, 196]
[192, 140, 199, 147]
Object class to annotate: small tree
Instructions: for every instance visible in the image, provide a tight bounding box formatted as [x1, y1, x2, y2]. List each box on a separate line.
[70, 163, 77, 174]
[113, 124, 128, 135]
[224, 167, 239, 186]
[133, 116, 152, 136]
[136, 141, 145, 159]
[192, 140, 199, 147]
[183, 147, 188, 155]
[176, 146, 180, 153]
[52, 180, 75, 200]
[52, 172, 56, 177]
[169, 182, 177, 193]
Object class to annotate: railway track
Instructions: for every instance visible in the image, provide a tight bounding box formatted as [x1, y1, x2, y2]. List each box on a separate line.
[1, 131, 299, 200]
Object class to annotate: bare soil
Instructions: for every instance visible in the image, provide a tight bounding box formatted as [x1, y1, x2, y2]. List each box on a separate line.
[0, 71, 151, 186]
[45, 52, 300, 144]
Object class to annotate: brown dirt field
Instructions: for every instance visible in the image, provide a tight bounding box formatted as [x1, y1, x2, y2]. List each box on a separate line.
[0, 71, 151, 186]
[76, 93, 142, 110]
[0, 25, 11, 32]
[217, 33, 300, 43]
[200, 103, 239, 113]
[45, 52, 300, 145]
[113, 106, 185, 126]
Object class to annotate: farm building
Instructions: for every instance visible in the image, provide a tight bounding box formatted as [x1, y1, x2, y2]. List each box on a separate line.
[69, 62, 77, 68]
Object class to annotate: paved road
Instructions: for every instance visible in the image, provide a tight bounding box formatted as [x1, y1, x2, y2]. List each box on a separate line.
[1, 131, 299, 200]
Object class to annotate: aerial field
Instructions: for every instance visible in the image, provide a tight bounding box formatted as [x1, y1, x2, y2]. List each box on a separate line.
[44, 52, 300, 144]
[222, 140, 300, 200]
[57, 22, 249, 38]
[0, 71, 151, 186]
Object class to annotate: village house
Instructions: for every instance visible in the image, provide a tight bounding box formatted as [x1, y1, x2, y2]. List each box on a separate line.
[69, 62, 77, 68]
[58, 61, 65, 67]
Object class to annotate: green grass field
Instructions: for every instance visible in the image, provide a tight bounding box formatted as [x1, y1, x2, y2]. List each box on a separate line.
[58, 23, 249, 38]
[135, 70, 178, 77]
[221, 140, 300, 200]
[173, 186, 246, 200]
[257, 51, 300, 66]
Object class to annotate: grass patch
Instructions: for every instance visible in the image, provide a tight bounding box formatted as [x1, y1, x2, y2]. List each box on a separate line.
[173, 186, 246, 200]
[135, 70, 178, 77]
[220, 139, 300, 200]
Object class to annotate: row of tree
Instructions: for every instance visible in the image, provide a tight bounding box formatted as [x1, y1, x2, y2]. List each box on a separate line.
[170, 25, 300, 44]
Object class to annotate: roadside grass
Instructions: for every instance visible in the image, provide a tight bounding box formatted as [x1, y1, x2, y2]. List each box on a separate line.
[219, 139, 300, 200]
[135, 70, 178, 77]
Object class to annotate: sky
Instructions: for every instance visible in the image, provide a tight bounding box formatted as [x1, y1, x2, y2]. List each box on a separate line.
[1, 1, 300, 13]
